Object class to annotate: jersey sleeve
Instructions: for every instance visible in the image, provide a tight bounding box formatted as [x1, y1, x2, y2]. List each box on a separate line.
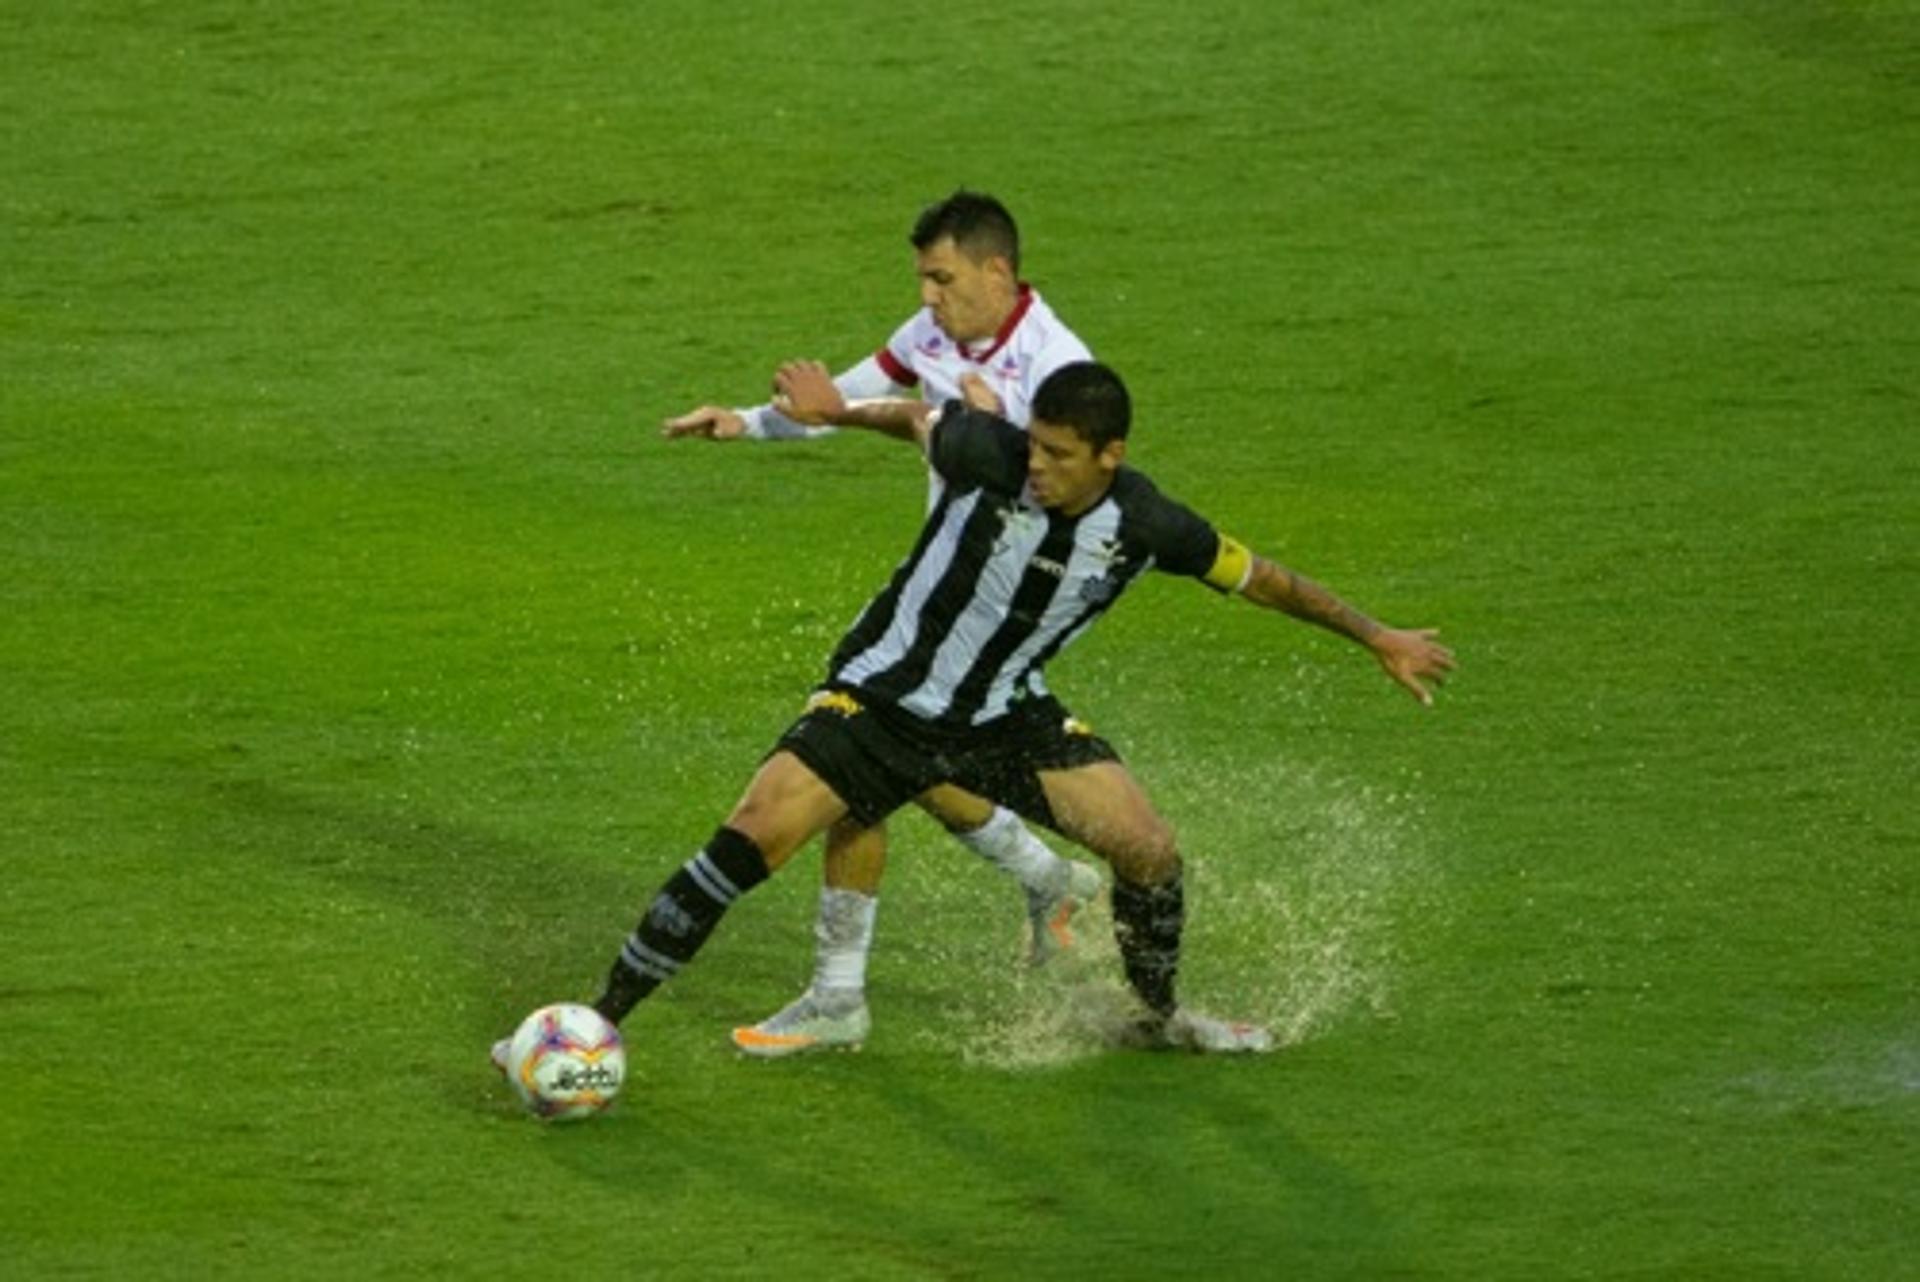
[877, 313, 925, 388]
[739, 355, 908, 441]
[1139, 484, 1255, 594]
[928, 403, 1028, 493]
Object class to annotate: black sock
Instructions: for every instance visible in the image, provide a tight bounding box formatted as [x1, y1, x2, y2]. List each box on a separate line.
[593, 826, 770, 1024]
[1111, 874, 1184, 1018]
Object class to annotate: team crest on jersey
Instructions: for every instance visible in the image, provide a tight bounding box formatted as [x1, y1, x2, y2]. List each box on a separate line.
[1079, 574, 1121, 606]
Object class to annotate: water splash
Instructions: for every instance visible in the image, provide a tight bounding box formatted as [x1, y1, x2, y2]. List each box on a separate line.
[902, 753, 1437, 1070]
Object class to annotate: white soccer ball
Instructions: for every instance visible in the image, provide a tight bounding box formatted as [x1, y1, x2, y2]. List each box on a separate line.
[504, 1003, 626, 1121]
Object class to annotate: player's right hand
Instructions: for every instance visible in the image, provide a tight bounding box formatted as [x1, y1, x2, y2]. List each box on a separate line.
[771, 360, 846, 426]
[661, 406, 747, 440]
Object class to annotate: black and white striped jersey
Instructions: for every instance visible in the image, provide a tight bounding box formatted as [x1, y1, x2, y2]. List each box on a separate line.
[825, 404, 1254, 729]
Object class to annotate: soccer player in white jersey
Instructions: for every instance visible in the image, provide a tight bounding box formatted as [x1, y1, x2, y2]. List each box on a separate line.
[663, 191, 1087, 445]
[495, 361, 1453, 1067]
[662, 192, 1105, 1055]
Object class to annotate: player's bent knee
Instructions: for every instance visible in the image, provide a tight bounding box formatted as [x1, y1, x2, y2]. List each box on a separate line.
[1110, 839, 1181, 888]
[723, 799, 831, 872]
[1106, 807, 1181, 882]
[719, 809, 804, 870]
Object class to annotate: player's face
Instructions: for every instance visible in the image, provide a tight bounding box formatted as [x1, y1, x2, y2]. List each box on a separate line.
[1027, 419, 1124, 516]
[916, 237, 1016, 344]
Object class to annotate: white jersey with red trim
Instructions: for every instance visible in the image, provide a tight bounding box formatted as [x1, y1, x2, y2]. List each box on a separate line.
[874, 284, 1090, 430]
[739, 285, 1090, 440]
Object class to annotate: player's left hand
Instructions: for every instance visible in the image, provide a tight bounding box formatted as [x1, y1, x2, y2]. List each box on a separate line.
[1370, 628, 1455, 707]
[771, 360, 846, 426]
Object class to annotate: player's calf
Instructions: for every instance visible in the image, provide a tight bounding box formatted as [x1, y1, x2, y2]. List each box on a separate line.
[594, 826, 771, 1023]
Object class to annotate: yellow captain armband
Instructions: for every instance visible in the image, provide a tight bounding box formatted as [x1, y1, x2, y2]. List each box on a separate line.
[1203, 534, 1256, 594]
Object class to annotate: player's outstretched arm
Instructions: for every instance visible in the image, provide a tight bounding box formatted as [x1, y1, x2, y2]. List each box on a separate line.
[662, 355, 906, 444]
[772, 360, 933, 451]
[1240, 555, 1455, 706]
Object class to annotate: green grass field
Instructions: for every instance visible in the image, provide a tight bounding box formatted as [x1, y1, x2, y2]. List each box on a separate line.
[4, 2, 1915, 1277]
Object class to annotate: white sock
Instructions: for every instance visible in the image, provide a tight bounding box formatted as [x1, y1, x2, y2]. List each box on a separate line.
[811, 887, 877, 1000]
[954, 806, 1071, 896]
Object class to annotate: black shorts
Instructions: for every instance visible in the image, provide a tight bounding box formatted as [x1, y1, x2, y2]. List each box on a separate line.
[774, 687, 1121, 830]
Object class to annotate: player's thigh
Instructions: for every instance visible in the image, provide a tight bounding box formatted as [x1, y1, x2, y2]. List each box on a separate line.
[775, 691, 945, 831]
[1037, 761, 1179, 885]
[913, 783, 997, 833]
[724, 750, 849, 871]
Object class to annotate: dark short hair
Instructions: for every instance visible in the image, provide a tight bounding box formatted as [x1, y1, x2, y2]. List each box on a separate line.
[1032, 362, 1131, 449]
[910, 190, 1020, 273]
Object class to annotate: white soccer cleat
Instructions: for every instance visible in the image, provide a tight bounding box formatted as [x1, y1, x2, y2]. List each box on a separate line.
[489, 1037, 511, 1076]
[1124, 1007, 1275, 1054]
[1026, 860, 1104, 965]
[729, 987, 870, 1058]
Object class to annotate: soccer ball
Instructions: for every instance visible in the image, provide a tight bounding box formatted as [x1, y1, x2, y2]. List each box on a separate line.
[504, 1003, 626, 1121]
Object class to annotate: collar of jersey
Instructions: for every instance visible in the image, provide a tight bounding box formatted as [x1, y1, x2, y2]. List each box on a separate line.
[956, 283, 1034, 364]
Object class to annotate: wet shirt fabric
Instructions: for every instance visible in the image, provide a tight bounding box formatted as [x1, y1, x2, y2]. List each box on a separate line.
[825, 403, 1253, 730]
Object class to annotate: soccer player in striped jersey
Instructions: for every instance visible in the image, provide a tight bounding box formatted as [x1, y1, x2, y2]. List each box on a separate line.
[502, 361, 1453, 1062]
[662, 192, 1107, 1054]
